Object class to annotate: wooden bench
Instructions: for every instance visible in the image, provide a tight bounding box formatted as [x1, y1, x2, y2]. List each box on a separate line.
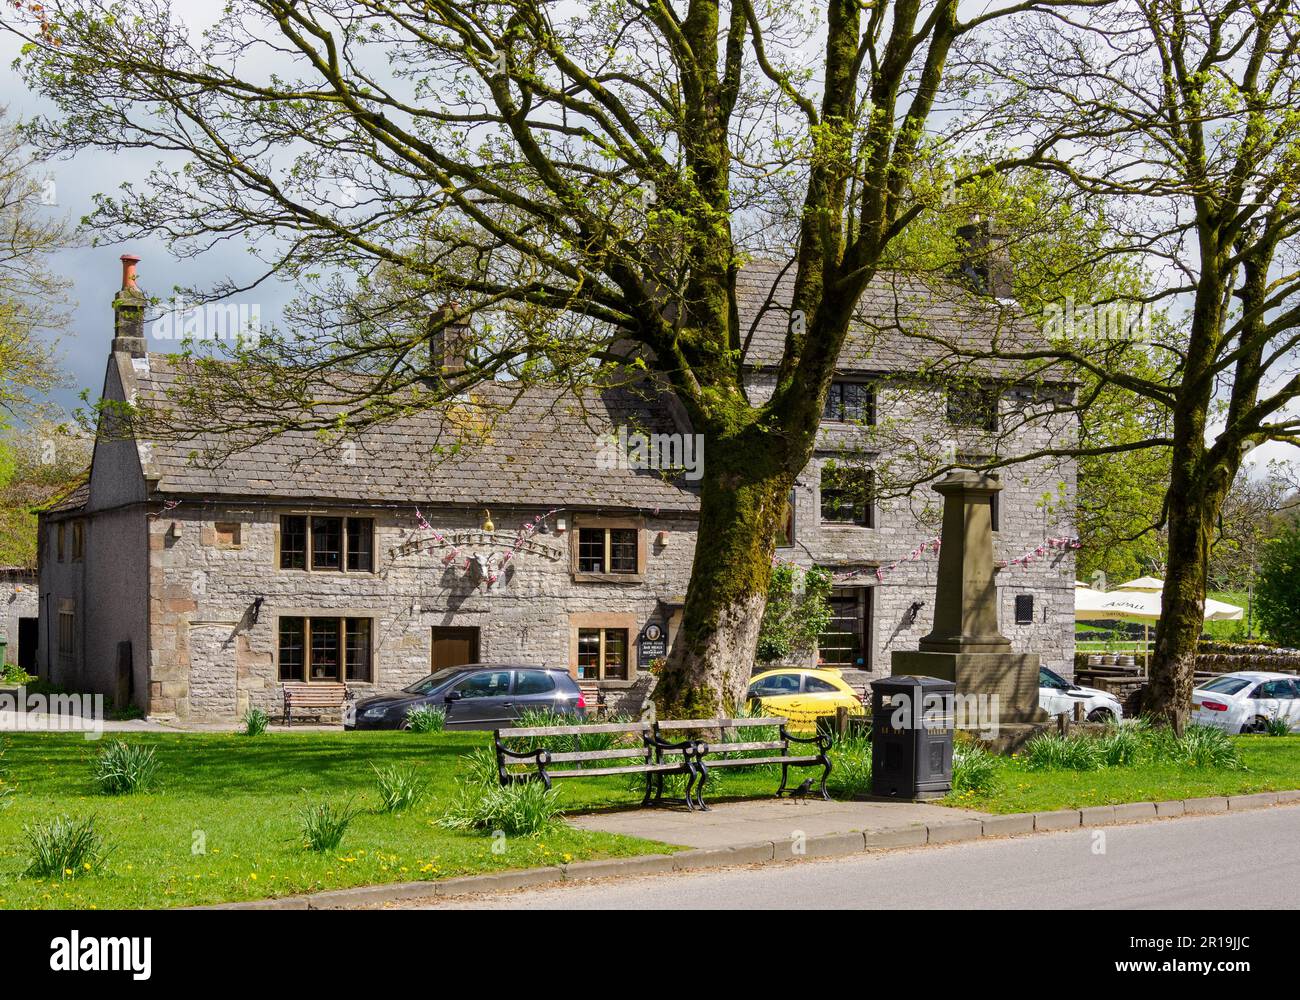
[494, 721, 702, 809]
[282, 682, 349, 726]
[658, 716, 832, 810]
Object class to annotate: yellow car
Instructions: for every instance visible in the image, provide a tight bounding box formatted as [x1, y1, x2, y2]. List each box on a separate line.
[745, 668, 866, 731]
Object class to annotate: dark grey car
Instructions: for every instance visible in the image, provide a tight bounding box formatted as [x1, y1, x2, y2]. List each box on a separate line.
[345, 664, 585, 731]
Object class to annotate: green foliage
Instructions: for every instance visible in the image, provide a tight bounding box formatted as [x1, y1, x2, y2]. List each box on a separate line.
[1262, 715, 1292, 737]
[297, 798, 359, 852]
[439, 780, 562, 836]
[1, 663, 36, 684]
[1023, 723, 1246, 772]
[1097, 724, 1144, 767]
[458, 746, 502, 788]
[0, 421, 91, 570]
[828, 733, 872, 798]
[371, 764, 427, 814]
[1169, 726, 1246, 770]
[0, 738, 12, 806]
[92, 740, 160, 795]
[1256, 524, 1300, 649]
[404, 704, 446, 733]
[757, 564, 832, 663]
[241, 706, 269, 736]
[952, 742, 1000, 795]
[1022, 733, 1105, 771]
[23, 815, 113, 879]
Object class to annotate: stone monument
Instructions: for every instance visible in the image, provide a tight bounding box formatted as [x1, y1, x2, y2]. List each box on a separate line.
[891, 470, 1049, 728]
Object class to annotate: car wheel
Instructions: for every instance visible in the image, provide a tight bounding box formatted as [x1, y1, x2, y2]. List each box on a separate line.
[1242, 716, 1269, 735]
[1086, 708, 1115, 724]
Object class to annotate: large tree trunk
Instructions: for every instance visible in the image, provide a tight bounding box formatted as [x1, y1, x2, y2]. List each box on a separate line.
[654, 428, 796, 718]
[1146, 442, 1236, 732]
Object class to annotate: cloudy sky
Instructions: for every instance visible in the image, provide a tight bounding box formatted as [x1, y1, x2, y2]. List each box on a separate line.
[2, 5, 1294, 478]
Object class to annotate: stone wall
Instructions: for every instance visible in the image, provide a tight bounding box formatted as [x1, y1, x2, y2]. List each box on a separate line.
[0, 570, 38, 671]
[757, 374, 1078, 678]
[147, 504, 698, 720]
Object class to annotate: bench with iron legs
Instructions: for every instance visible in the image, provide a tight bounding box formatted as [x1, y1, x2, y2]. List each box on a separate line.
[493, 721, 703, 809]
[656, 716, 832, 811]
[282, 682, 349, 726]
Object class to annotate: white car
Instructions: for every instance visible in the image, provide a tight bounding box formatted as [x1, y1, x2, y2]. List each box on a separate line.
[1039, 666, 1124, 723]
[1192, 671, 1300, 734]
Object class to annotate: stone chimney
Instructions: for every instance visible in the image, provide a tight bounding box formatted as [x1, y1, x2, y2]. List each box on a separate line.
[955, 218, 1014, 300]
[428, 302, 470, 376]
[112, 254, 148, 355]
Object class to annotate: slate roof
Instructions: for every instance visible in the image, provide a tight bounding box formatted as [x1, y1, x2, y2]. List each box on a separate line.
[737, 258, 1043, 374]
[36, 479, 89, 518]
[133, 360, 699, 512]
[121, 260, 1045, 511]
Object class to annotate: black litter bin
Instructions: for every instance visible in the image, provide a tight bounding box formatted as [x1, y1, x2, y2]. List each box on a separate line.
[870, 675, 954, 799]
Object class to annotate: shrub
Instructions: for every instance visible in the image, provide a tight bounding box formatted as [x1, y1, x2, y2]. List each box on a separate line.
[1021, 733, 1104, 771]
[1262, 714, 1292, 737]
[1097, 724, 1144, 767]
[23, 815, 113, 879]
[372, 764, 427, 813]
[1, 664, 36, 684]
[458, 746, 502, 788]
[756, 564, 833, 662]
[1256, 524, 1300, 648]
[951, 742, 1000, 794]
[404, 705, 446, 733]
[439, 780, 562, 836]
[1171, 725, 1246, 770]
[298, 799, 359, 852]
[93, 740, 160, 795]
[828, 733, 872, 798]
[241, 706, 269, 736]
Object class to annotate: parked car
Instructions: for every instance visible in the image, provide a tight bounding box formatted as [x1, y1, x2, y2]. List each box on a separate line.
[1191, 671, 1300, 734]
[345, 664, 585, 731]
[745, 667, 866, 730]
[1038, 666, 1124, 723]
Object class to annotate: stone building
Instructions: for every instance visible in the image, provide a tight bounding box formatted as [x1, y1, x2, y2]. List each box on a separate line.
[1, 567, 39, 675]
[37, 254, 1077, 721]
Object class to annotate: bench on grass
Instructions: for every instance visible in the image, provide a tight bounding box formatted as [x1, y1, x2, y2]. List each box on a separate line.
[493, 721, 703, 809]
[657, 716, 832, 811]
[282, 682, 348, 726]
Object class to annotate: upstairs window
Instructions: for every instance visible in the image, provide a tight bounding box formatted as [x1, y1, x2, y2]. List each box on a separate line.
[946, 386, 999, 431]
[280, 515, 374, 572]
[823, 380, 875, 424]
[1015, 595, 1035, 625]
[820, 465, 876, 528]
[71, 521, 84, 561]
[574, 525, 640, 577]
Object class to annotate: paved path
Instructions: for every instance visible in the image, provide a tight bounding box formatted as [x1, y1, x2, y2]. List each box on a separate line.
[568, 797, 988, 848]
[407, 804, 1300, 909]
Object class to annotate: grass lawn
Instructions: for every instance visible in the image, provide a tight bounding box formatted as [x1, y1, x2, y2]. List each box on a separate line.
[945, 735, 1300, 813]
[0, 729, 720, 910]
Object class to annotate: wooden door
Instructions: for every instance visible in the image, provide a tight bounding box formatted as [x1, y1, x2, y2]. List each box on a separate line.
[431, 627, 480, 670]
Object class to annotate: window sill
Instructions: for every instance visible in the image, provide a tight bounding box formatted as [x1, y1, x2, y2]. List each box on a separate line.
[572, 573, 644, 584]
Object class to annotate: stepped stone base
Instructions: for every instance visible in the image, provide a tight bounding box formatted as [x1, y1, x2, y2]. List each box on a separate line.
[891, 649, 1049, 727]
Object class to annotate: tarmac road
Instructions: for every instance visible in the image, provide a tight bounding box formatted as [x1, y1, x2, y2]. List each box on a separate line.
[403, 804, 1300, 909]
